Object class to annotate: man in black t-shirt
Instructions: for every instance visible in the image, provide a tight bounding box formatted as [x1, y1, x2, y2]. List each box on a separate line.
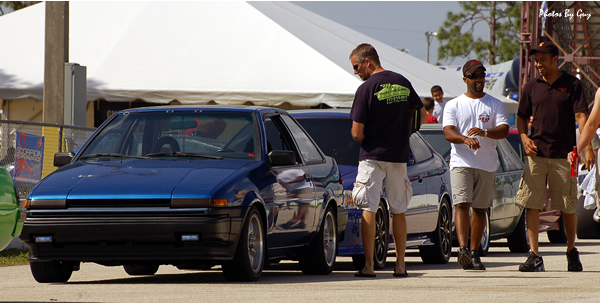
[516, 41, 593, 273]
[349, 43, 423, 278]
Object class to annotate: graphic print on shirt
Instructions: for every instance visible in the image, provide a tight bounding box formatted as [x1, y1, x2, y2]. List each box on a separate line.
[478, 112, 490, 123]
[374, 84, 410, 104]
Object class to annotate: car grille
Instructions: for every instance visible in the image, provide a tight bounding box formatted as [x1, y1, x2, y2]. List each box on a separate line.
[67, 199, 171, 207]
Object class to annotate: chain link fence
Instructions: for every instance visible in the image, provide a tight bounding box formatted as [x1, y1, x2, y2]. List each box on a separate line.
[0, 120, 96, 199]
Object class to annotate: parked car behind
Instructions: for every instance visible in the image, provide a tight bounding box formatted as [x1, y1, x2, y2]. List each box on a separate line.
[19, 106, 347, 283]
[420, 124, 566, 255]
[0, 167, 21, 250]
[290, 109, 453, 269]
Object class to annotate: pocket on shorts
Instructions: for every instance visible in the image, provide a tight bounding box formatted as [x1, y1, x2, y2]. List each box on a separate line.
[356, 161, 374, 184]
[352, 161, 375, 209]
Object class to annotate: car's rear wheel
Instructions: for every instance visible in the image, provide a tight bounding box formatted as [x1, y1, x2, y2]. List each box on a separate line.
[222, 207, 265, 281]
[351, 201, 389, 270]
[547, 213, 567, 243]
[123, 264, 159, 276]
[419, 198, 452, 264]
[507, 210, 529, 253]
[30, 261, 74, 283]
[299, 205, 337, 275]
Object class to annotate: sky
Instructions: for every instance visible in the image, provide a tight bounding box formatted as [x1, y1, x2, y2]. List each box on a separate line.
[292, 1, 490, 66]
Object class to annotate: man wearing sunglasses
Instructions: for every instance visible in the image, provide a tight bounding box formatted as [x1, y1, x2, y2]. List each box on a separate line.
[349, 43, 423, 278]
[516, 41, 593, 273]
[443, 60, 509, 271]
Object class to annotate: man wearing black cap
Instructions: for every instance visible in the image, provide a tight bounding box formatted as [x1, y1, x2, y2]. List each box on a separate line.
[516, 41, 593, 272]
[443, 60, 509, 270]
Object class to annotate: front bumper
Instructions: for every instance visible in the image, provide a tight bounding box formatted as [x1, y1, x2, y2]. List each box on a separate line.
[19, 207, 247, 263]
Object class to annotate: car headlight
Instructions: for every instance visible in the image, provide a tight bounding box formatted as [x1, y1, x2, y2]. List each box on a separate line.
[24, 199, 67, 209]
[171, 198, 228, 208]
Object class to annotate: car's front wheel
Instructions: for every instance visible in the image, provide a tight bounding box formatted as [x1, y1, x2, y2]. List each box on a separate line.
[222, 207, 265, 281]
[299, 205, 337, 275]
[477, 210, 490, 256]
[419, 198, 452, 264]
[30, 261, 74, 283]
[123, 264, 159, 276]
[351, 201, 389, 270]
[507, 210, 529, 253]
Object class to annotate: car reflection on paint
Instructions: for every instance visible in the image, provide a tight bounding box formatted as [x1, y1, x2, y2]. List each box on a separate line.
[19, 106, 347, 283]
[290, 109, 454, 269]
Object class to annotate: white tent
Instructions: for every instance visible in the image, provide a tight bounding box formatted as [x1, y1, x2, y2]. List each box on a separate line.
[0, 1, 517, 111]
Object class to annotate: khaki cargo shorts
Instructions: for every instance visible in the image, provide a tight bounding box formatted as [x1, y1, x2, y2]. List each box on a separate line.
[450, 167, 495, 209]
[352, 159, 412, 214]
[516, 155, 577, 213]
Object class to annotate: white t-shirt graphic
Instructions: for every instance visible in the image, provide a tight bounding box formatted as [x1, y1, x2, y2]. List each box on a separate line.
[442, 93, 509, 172]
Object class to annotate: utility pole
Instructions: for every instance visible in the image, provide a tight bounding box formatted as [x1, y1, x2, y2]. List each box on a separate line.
[425, 31, 437, 64]
[43, 1, 68, 124]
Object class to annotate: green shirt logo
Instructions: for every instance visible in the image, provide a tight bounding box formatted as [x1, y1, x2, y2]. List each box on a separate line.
[374, 84, 410, 104]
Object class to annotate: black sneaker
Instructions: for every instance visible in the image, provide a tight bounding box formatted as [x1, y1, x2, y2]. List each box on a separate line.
[470, 250, 486, 270]
[567, 247, 583, 272]
[457, 246, 472, 269]
[519, 251, 545, 272]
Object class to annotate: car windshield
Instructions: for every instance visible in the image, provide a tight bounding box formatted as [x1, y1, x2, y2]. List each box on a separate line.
[295, 117, 359, 166]
[79, 111, 258, 160]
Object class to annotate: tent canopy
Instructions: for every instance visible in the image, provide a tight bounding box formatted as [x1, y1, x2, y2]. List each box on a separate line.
[0, 1, 517, 111]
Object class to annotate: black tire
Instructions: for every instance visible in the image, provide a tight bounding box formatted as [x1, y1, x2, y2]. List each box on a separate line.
[299, 205, 337, 275]
[351, 201, 389, 270]
[222, 207, 265, 281]
[419, 198, 452, 264]
[123, 264, 159, 276]
[577, 195, 600, 239]
[477, 210, 490, 256]
[547, 213, 568, 243]
[30, 261, 74, 283]
[507, 211, 529, 253]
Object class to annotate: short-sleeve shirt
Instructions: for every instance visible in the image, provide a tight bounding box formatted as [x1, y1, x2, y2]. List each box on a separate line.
[349, 70, 423, 163]
[443, 93, 509, 172]
[432, 100, 446, 123]
[517, 72, 587, 158]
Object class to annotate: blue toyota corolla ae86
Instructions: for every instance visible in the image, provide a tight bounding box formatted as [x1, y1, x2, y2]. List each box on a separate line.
[19, 106, 347, 282]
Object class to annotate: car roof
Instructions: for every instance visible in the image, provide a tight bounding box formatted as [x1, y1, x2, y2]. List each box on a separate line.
[288, 109, 351, 118]
[120, 105, 288, 115]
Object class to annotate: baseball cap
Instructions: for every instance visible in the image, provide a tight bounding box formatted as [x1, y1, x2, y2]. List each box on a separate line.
[462, 60, 486, 77]
[529, 41, 559, 56]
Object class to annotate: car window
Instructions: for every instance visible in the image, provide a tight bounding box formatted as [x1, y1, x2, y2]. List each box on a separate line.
[263, 116, 300, 164]
[409, 133, 433, 163]
[420, 130, 451, 162]
[497, 139, 523, 172]
[295, 117, 360, 166]
[80, 111, 258, 160]
[280, 115, 324, 164]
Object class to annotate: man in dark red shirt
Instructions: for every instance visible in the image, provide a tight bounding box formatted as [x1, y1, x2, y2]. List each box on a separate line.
[516, 41, 594, 272]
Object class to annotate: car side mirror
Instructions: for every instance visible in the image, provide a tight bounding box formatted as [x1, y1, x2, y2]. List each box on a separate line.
[268, 150, 296, 166]
[54, 152, 75, 167]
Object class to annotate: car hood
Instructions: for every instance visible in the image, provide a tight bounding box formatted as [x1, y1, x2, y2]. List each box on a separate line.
[34, 159, 251, 200]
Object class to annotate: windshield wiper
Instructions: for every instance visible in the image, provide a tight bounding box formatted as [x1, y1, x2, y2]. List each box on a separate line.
[79, 153, 150, 160]
[144, 152, 223, 160]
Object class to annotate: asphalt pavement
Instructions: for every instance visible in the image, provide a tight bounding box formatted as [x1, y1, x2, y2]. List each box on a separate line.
[2, 234, 600, 303]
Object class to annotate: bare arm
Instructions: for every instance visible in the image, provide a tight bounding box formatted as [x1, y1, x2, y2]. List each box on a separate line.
[351, 121, 365, 143]
[466, 124, 509, 139]
[575, 110, 596, 170]
[517, 115, 537, 156]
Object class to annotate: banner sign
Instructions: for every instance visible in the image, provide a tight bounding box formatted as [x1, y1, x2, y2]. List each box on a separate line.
[13, 132, 45, 185]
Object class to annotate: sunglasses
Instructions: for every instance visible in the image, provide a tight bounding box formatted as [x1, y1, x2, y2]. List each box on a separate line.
[465, 73, 486, 79]
[353, 59, 365, 70]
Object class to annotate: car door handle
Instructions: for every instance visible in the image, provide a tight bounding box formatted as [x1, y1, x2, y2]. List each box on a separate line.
[304, 173, 311, 180]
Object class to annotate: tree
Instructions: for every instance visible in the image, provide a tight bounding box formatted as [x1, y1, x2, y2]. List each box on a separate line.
[0, 1, 40, 16]
[437, 1, 521, 65]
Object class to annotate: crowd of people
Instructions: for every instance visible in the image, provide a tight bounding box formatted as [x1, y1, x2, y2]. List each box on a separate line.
[348, 41, 592, 278]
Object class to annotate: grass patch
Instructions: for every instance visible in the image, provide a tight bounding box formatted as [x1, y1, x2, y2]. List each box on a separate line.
[0, 248, 29, 266]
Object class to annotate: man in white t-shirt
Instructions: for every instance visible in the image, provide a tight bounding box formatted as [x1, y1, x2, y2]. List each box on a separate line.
[431, 85, 446, 123]
[443, 60, 509, 271]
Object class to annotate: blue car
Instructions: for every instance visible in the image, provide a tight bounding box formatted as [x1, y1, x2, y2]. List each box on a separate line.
[19, 106, 347, 282]
[290, 109, 453, 268]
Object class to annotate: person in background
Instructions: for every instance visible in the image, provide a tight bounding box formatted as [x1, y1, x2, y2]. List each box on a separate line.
[349, 43, 423, 278]
[422, 97, 438, 124]
[517, 41, 593, 273]
[431, 85, 446, 123]
[443, 59, 509, 271]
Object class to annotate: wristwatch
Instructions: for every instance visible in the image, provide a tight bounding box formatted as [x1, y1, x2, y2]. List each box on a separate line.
[484, 129, 488, 137]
